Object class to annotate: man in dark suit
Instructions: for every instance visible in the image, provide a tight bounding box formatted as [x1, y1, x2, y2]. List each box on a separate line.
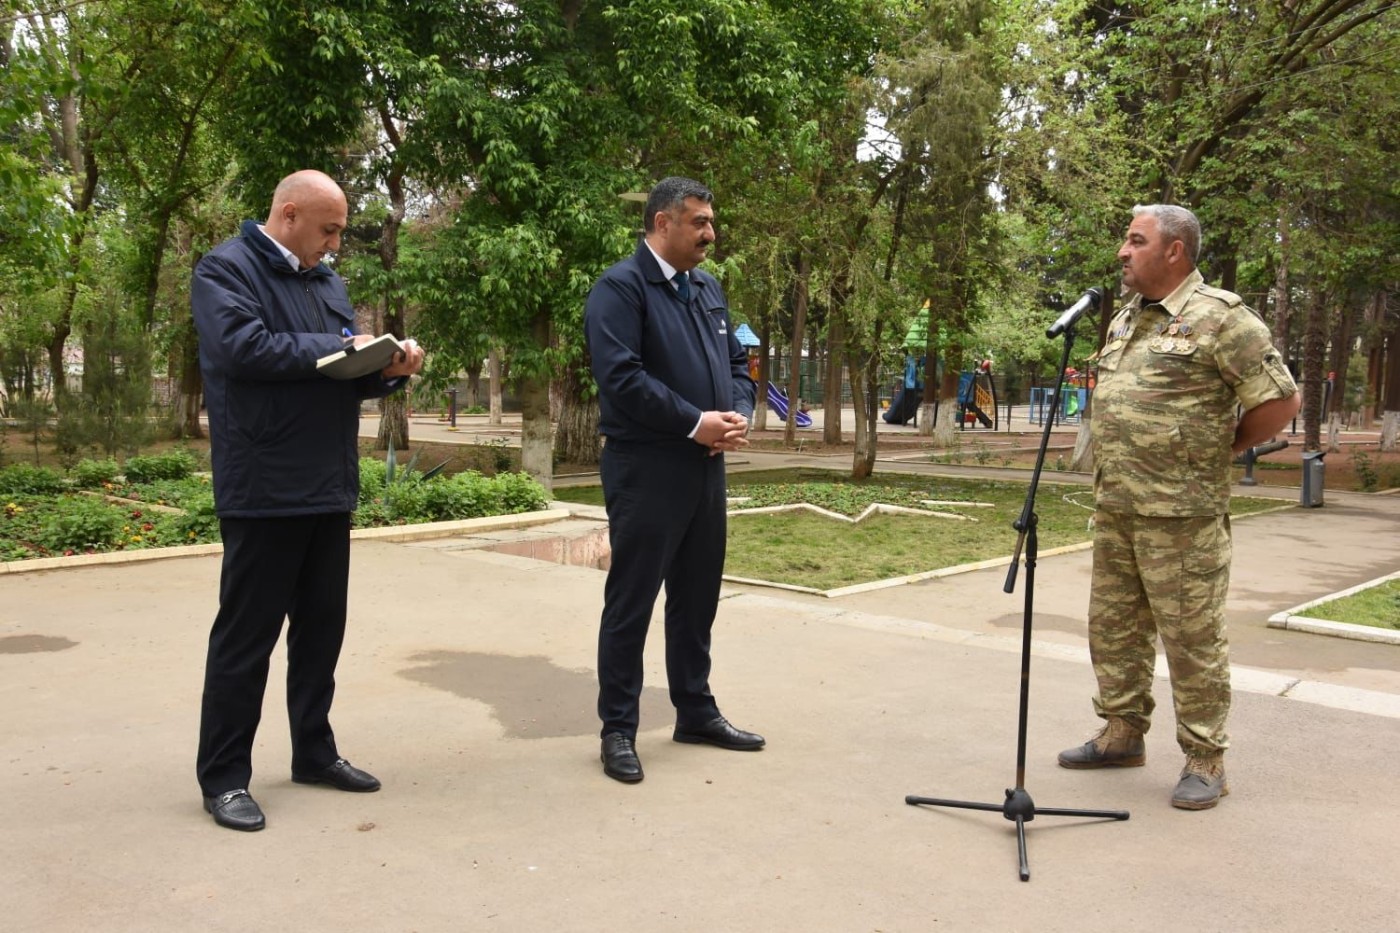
[192, 170, 424, 830]
[584, 176, 761, 783]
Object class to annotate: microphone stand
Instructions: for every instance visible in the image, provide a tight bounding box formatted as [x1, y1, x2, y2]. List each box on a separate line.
[905, 318, 1129, 882]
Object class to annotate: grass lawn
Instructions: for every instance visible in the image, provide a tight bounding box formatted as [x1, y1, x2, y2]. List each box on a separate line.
[1297, 578, 1400, 630]
[552, 468, 1288, 590]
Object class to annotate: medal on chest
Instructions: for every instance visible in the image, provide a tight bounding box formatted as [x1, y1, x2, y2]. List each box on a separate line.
[1148, 315, 1196, 354]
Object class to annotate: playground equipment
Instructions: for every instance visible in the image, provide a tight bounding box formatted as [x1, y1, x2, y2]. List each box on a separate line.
[884, 354, 924, 426]
[767, 382, 812, 428]
[956, 361, 997, 429]
[1236, 438, 1288, 486]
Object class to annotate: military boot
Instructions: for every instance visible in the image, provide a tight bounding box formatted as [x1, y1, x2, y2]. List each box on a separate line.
[1057, 717, 1146, 769]
[1172, 753, 1228, 810]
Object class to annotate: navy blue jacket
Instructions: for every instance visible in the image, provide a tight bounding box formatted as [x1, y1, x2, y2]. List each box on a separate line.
[192, 220, 400, 518]
[584, 243, 756, 455]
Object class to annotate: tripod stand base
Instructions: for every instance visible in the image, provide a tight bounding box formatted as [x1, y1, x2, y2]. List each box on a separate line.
[906, 787, 1129, 881]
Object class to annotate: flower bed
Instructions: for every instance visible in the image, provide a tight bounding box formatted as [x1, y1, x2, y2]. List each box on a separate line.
[0, 453, 550, 563]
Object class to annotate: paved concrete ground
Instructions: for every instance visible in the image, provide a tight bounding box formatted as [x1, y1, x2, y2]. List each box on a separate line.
[3, 420, 1399, 931]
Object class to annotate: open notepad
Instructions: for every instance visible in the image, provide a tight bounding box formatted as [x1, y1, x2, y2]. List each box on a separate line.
[316, 334, 404, 380]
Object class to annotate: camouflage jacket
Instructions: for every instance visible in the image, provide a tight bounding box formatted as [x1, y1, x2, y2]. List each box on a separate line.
[1091, 269, 1297, 517]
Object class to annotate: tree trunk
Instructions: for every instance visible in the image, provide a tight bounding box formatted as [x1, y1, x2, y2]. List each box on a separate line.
[1362, 290, 1386, 426]
[1382, 411, 1399, 452]
[488, 349, 504, 425]
[934, 398, 958, 446]
[374, 159, 410, 452]
[1071, 416, 1093, 472]
[931, 339, 960, 445]
[377, 393, 409, 451]
[555, 370, 601, 466]
[754, 330, 771, 431]
[1301, 290, 1330, 451]
[823, 312, 845, 445]
[784, 254, 810, 446]
[1381, 322, 1400, 452]
[518, 310, 554, 488]
[1271, 208, 1291, 353]
[517, 372, 553, 487]
[465, 359, 482, 408]
[848, 345, 879, 479]
[176, 314, 204, 439]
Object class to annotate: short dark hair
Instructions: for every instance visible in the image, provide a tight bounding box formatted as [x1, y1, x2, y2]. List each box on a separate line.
[643, 177, 713, 233]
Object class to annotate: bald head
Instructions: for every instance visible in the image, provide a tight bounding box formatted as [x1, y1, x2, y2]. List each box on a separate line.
[264, 170, 348, 269]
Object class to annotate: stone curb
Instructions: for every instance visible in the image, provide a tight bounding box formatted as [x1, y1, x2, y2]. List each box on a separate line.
[1267, 569, 1400, 645]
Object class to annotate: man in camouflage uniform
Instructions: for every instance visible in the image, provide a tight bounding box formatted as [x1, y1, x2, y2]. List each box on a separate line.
[1058, 204, 1299, 810]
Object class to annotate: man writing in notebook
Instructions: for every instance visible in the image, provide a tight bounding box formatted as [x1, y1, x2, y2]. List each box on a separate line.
[191, 169, 424, 831]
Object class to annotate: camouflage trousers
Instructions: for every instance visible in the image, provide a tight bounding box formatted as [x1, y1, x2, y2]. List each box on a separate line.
[1088, 510, 1232, 757]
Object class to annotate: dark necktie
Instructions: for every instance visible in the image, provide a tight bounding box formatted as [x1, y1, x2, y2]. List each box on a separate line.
[673, 271, 691, 304]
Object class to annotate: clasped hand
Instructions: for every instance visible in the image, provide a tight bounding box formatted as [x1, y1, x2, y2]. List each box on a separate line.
[695, 410, 749, 456]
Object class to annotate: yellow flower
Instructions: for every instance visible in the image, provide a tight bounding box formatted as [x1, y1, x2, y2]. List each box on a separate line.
[131, 535, 142, 543]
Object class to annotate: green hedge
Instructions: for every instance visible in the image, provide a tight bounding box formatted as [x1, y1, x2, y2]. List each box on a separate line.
[353, 459, 549, 527]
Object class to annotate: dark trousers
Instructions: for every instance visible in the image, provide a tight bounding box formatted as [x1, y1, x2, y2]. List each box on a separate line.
[597, 441, 727, 739]
[196, 513, 352, 796]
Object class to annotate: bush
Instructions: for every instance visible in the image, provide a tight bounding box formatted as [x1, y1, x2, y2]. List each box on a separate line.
[171, 489, 221, 544]
[37, 495, 125, 552]
[358, 457, 388, 505]
[352, 464, 549, 526]
[492, 471, 550, 513]
[419, 472, 494, 520]
[108, 475, 213, 508]
[0, 463, 69, 496]
[124, 449, 199, 483]
[72, 458, 121, 488]
[383, 479, 429, 521]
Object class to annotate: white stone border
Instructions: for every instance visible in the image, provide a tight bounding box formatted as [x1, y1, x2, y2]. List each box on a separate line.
[1267, 569, 1400, 645]
[728, 501, 976, 523]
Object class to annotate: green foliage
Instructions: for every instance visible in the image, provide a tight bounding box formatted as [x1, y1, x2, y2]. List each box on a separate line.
[106, 474, 213, 508]
[55, 312, 156, 459]
[1301, 579, 1400, 630]
[0, 488, 221, 560]
[353, 465, 549, 527]
[358, 457, 389, 503]
[170, 489, 221, 544]
[123, 449, 198, 483]
[0, 463, 68, 496]
[1351, 450, 1379, 492]
[71, 458, 121, 488]
[489, 471, 551, 514]
[36, 496, 126, 553]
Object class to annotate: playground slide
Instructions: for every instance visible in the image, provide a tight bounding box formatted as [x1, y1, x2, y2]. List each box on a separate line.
[883, 387, 919, 425]
[766, 382, 813, 428]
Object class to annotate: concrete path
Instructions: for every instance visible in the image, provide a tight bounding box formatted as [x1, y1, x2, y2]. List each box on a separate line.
[3, 423, 1399, 931]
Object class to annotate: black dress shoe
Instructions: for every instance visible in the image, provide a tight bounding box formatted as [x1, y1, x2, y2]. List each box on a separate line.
[291, 758, 381, 792]
[601, 733, 644, 783]
[673, 715, 765, 751]
[203, 788, 266, 832]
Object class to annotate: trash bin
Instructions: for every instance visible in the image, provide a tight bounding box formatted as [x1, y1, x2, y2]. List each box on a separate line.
[1300, 451, 1325, 507]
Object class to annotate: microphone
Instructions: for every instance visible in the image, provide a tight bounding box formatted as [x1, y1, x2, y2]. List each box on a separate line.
[1045, 287, 1103, 339]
